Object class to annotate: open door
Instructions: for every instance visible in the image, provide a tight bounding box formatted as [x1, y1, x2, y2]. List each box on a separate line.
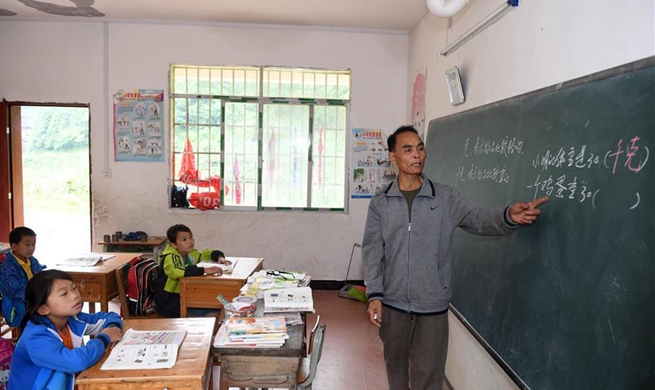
[0, 101, 11, 239]
[3, 103, 92, 261]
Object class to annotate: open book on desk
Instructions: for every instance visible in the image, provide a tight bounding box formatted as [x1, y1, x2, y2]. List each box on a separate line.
[101, 329, 187, 370]
[56, 253, 115, 267]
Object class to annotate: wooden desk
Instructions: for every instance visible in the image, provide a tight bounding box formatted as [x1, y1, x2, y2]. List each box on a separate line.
[76, 317, 215, 390]
[179, 257, 264, 317]
[56, 252, 140, 313]
[99, 236, 167, 259]
[214, 314, 304, 389]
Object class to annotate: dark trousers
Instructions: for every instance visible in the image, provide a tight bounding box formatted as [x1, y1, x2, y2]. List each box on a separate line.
[379, 307, 449, 390]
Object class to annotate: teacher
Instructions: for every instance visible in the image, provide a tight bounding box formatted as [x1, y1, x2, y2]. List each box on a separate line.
[362, 125, 548, 390]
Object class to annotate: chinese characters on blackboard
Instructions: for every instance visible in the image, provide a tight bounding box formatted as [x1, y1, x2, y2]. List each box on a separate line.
[453, 135, 649, 210]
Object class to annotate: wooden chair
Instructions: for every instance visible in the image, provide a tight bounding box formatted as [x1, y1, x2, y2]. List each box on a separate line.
[295, 323, 326, 390]
[114, 263, 161, 319]
[0, 306, 20, 340]
[0, 313, 14, 339]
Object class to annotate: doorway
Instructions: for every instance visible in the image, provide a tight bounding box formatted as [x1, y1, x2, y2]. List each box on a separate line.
[7, 104, 92, 265]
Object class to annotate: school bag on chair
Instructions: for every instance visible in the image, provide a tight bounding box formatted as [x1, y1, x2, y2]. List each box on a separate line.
[0, 338, 15, 390]
[126, 256, 159, 316]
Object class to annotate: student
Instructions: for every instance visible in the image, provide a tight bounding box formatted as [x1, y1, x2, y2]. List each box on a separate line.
[363, 126, 548, 390]
[0, 227, 47, 327]
[154, 224, 231, 317]
[8, 269, 123, 390]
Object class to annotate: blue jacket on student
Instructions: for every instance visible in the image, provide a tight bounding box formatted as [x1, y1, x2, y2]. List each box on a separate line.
[0, 251, 46, 327]
[8, 311, 122, 390]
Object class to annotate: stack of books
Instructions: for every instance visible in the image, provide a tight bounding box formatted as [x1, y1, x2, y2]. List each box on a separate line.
[214, 316, 288, 348]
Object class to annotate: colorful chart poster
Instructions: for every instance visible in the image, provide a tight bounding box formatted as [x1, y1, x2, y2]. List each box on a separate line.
[113, 89, 164, 162]
[351, 128, 396, 198]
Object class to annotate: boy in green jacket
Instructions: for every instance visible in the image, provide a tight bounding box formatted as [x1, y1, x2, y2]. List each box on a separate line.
[154, 224, 231, 317]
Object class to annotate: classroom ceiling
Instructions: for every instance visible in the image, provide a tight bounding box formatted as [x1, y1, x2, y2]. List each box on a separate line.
[0, 0, 431, 32]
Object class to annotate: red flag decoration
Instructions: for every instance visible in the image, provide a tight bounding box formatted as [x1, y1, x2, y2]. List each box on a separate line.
[178, 138, 220, 210]
[267, 131, 276, 190]
[318, 126, 324, 183]
[178, 138, 198, 183]
[233, 156, 242, 205]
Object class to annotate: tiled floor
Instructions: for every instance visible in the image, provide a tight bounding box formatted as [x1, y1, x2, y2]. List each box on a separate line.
[300, 290, 389, 389]
[220, 290, 449, 390]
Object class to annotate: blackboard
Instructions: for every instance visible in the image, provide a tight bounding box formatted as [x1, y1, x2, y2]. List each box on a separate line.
[424, 57, 654, 390]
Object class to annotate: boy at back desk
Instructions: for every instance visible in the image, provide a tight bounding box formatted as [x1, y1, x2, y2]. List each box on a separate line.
[0, 227, 47, 327]
[154, 224, 231, 317]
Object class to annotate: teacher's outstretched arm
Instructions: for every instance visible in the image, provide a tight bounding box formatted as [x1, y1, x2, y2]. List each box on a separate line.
[509, 196, 549, 226]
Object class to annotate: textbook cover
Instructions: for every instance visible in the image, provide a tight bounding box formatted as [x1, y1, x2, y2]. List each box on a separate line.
[226, 316, 287, 337]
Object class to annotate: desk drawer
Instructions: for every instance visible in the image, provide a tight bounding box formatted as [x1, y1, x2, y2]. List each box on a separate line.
[76, 280, 102, 301]
[222, 355, 298, 388]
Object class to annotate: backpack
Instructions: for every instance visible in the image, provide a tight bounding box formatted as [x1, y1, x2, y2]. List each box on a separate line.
[171, 185, 189, 208]
[126, 256, 159, 316]
[0, 338, 14, 390]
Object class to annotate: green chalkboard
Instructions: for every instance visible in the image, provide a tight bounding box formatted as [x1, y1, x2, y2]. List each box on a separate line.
[424, 57, 654, 390]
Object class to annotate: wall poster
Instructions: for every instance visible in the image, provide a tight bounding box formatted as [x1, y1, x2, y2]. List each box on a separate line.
[351, 128, 396, 198]
[113, 89, 164, 162]
[411, 67, 427, 137]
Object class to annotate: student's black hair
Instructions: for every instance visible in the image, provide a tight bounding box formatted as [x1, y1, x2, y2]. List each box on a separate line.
[19, 269, 74, 333]
[166, 224, 192, 244]
[9, 226, 36, 245]
[387, 125, 420, 152]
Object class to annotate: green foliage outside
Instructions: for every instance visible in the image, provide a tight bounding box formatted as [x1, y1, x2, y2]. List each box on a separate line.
[22, 106, 90, 214]
[26, 106, 90, 151]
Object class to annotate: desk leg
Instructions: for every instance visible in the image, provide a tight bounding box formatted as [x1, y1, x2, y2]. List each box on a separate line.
[180, 297, 188, 318]
[220, 368, 229, 390]
[101, 298, 108, 313]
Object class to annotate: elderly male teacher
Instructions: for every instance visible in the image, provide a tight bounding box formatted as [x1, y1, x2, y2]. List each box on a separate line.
[363, 125, 548, 390]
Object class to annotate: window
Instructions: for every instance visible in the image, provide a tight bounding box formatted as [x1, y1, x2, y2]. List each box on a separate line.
[170, 65, 350, 211]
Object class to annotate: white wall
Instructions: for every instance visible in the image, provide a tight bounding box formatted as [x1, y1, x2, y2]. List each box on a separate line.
[0, 20, 409, 279]
[408, 0, 654, 389]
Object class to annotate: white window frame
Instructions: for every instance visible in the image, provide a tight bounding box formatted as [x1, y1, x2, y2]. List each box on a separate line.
[169, 65, 351, 212]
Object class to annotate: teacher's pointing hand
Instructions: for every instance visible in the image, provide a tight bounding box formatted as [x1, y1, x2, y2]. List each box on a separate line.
[509, 196, 549, 226]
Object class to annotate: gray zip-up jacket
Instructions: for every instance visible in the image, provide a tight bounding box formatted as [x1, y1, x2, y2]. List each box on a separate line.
[362, 174, 517, 314]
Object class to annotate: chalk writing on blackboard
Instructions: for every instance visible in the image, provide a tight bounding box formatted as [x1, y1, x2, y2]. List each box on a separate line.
[455, 135, 649, 210]
[463, 136, 524, 157]
[454, 136, 525, 185]
[526, 174, 598, 206]
[605, 136, 649, 174]
[454, 164, 510, 184]
[526, 136, 649, 209]
[531, 145, 600, 171]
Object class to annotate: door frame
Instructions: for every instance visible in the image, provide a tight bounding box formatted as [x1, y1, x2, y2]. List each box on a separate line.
[0, 101, 93, 247]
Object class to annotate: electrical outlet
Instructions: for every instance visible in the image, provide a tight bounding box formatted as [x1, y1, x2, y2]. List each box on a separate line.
[102, 170, 111, 177]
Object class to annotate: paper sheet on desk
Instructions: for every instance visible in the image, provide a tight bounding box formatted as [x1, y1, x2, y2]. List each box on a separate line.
[264, 286, 314, 313]
[196, 261, 234, 274]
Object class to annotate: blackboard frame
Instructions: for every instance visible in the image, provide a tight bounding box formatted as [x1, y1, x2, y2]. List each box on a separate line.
[427, 56, 654, 390]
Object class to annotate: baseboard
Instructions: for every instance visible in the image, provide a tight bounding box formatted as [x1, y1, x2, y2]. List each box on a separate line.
[309, 280, 364, 290]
